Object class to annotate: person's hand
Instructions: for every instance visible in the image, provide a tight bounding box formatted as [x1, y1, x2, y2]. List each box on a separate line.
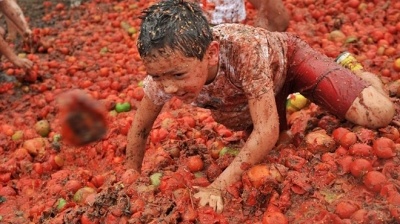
[59, 90, 108, 146]
[12, 57, 33, 70]
[193, 186, 224, 213]
[22, 29, 34, 52]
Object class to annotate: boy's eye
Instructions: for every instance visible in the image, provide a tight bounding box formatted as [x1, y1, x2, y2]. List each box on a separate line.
[151, 75, 160, 81]
[174, 73, 185, 79]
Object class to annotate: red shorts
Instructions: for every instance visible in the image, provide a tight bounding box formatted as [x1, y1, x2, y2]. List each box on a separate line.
[276, 35, 368, 129]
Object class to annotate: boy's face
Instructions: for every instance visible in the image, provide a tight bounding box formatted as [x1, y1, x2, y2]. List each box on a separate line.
[142, 43, 219, 104]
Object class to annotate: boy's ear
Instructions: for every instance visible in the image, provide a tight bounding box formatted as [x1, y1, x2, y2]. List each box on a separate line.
[206, 41, 219, 66]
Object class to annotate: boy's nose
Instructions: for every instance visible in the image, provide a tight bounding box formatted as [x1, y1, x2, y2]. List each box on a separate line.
[162, 82, 178, 94]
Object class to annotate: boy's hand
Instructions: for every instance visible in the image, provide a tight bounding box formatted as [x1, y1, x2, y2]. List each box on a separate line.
[193, 186, 224, 213]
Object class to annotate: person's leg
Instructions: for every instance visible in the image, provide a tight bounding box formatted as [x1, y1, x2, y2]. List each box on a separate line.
[286, 36, 394, 129]
[345, 86, 394, 128]
[247, 0, 289, 31]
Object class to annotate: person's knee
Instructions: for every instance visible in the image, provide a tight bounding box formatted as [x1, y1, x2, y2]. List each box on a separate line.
[345, 86, 395, 129]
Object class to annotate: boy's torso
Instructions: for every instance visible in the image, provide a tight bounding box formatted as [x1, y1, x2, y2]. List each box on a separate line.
[144, 24, 290, 130]
[195, 24, 289, 130]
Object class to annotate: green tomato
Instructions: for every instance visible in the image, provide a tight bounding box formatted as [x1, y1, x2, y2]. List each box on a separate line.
[34, 120, 50, 137]
[137, 80, 144, 87]
[115, 102, 131, 113]
[12, 130, 24, 141]
[286, 93, 308, 113]
[219, 147, 239, 157]
[53, 133, 62, 143]
[150, 172, 163, 187]
[56, 198, 67, 211]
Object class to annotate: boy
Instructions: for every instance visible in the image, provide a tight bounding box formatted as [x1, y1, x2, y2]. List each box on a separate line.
[0, 0, 33, 70]
[126, 0, 395, 213]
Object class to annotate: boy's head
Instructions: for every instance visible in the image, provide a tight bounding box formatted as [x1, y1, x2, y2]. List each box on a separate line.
[137, 0, 213, 61]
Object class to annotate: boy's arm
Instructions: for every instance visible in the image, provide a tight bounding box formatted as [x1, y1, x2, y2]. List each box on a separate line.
[194, 89, 280, 212]
[126, 94, 163, 171]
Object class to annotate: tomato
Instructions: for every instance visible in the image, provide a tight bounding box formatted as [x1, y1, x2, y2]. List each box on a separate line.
[332, 127, 351, 143]
[372, 137, 396, 159]
[91, 174, 106, 188]
[393, 58, 400, 72]
[33, 163, 44, 175]
[348, 143, 372, 157]
[339, 132, 358, 149]
[262, 211, 288, 224]
[186, 155, 204, 172]
[349, 158, 372, 177]
[132, 86, 144, 100]
[379, 126, 400, 141]
[0, 186, 16, 196]
[335, 201, 360, 219]
[81, 212, 99, 224]
[63, 180, 83, 195]
[335, 146, 348, 156]
[209, 139, 225, 159]
[347, 0, 360, 8]
[2, 124, 15, 136]
[363, 171, 387, 193]
[73, 187, 97, 204]
[121, 169, 140, 186]
[350, 209, 368, 223]
[206, 163, 222, 181]
[304, 130, 336, 154]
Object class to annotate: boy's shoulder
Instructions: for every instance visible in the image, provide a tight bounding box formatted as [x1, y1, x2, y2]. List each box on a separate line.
[212, 23, 256, 35]
[212, 23, 279, 41]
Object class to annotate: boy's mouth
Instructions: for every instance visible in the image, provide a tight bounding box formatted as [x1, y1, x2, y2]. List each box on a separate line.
[176, 93, 187, 99]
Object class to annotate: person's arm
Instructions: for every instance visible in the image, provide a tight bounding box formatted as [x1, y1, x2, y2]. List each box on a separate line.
[0, 0, 31, 36]
[126, 94, 164, 171]
[0, 34, 33, 69]
[194, 89, 280, 212]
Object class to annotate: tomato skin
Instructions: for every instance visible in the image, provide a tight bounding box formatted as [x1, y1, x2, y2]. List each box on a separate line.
[372, 137, 396, 159]
[63, 179, 83, 196]
[348, 143, 372, 157]
[363, 171, 387, 193]
[186, 155, 204, 172]
[262, 211, 288, 224]
[349, 158, 372, 177]
[350, 209, 368, 223]
[334, 200, 360, 219]
[336, 155, 353, 174]
[91, 174, 106, 188]
[81, 212, 99, 224]
[120, 169, 140, 186]
[132, 86, 144, 100]
[0, 186, 17, 196]
[332, 127, 351, 142]
[339, 132, 358, 148]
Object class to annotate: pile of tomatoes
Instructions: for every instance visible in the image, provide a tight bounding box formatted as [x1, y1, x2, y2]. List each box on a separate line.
[0, 0, 399, 223]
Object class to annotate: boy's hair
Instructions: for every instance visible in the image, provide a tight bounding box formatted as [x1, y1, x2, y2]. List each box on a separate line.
[137, 0, 213, 60]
